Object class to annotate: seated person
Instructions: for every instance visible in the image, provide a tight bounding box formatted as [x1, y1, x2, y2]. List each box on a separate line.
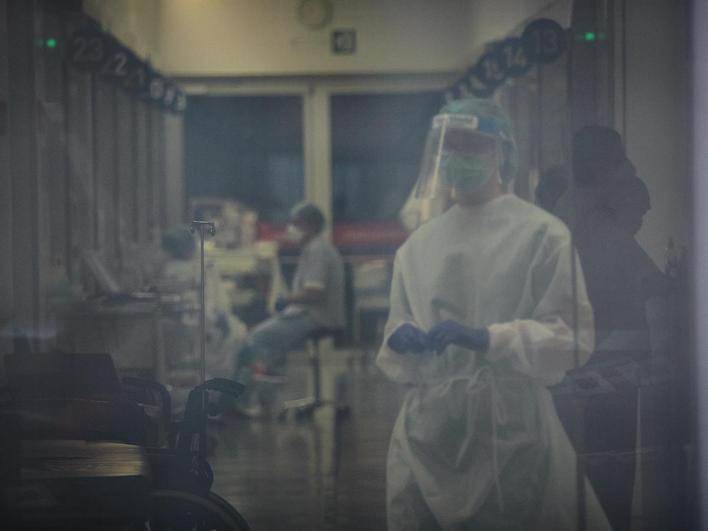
[230, 202, 345, 415]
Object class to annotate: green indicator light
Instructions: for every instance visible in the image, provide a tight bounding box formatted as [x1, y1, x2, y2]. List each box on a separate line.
[46, 38, 57, 49]
[584, 32, 596, 42]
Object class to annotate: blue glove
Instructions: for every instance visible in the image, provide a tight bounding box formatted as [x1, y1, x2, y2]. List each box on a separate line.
[427, 320, 490, 354]
[274, 296, 289, 313]
[388, 324, 431, 354]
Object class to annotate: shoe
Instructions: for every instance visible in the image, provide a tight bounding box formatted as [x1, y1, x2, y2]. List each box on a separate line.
[207, 412, 225, 424]
[232, 403, 264, 419]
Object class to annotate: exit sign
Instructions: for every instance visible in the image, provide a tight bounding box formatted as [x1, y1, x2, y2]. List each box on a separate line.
[332, 29, 356, 54]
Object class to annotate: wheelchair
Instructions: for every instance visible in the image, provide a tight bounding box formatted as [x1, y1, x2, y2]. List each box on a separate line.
[0, 351, 250, 530]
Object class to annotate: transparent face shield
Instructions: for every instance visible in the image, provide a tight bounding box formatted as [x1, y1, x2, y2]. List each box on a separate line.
[415, 113, 500, 199]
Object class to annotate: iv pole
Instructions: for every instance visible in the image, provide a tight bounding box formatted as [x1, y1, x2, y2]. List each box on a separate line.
[191, 220, 216, 385]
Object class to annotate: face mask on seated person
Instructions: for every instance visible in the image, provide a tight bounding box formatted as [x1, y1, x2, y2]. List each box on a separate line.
[285, 223, 305, 243]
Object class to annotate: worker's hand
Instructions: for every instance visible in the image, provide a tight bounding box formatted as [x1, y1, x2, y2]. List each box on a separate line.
[387, 324, 431, 354]
[274, 296, 289, 313]
[427, 320, 490, 354]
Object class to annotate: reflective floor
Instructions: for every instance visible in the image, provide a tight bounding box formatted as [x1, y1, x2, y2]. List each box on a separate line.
[208, 349, 403, 530]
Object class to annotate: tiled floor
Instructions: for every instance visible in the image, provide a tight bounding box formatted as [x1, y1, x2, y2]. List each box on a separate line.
[208, 349, 404, 530]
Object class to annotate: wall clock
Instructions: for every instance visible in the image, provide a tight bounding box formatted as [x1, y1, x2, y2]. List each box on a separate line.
[297, 0, 333, 30]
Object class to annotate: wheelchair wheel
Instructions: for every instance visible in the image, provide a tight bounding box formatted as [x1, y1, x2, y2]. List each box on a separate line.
[149, 489, 250, 531]
[206, 492, 251, 531]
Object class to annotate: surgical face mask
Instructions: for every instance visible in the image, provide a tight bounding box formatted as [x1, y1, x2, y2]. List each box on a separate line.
[285, 223, 305, 243]
[415, 113, 510, 199]
[440, 150, 497, 194]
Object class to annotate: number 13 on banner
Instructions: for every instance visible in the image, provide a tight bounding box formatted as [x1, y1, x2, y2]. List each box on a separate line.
[522, 18, 567, 65]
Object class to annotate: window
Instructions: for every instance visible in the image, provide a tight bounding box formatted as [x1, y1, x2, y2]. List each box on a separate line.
[185, 96, 304, 223]
[331, 93, 441, 223]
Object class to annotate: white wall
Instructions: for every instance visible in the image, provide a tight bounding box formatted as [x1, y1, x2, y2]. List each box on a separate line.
[156, 0, 469, 76]
[83, 0, 576, 78]
[623, 0, 690, 263]
[85, 0, 473, 77]
[465, 0, 570, 56]
[83, 0, 163, 64]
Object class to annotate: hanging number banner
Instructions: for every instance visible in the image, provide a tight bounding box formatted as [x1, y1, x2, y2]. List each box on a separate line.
[122, 54, 150, 94]
[147, 72, 167, 102]
[172, 91, 188, 113]
[496, 37, 531, 78]
[99, 36, 132, 81]
[466, 68, 495, 98]
[445, 18, 567, 101]
[68, 25, 186, 113]
[68, 26, 107, 72]
[521, 18, 567, 65]
[475, 52, 507, 89]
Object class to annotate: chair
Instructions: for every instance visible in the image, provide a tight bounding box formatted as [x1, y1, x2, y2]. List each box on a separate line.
[278, 328, 347, 420]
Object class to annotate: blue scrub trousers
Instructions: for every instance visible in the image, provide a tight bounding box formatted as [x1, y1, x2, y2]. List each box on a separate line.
[233, 310, 320, 405]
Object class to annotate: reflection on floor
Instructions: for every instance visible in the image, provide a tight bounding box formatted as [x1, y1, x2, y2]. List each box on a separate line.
[208, 349, 404, 530]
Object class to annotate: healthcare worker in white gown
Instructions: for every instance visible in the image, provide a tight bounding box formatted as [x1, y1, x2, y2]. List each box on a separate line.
[377, 97, 611, 530]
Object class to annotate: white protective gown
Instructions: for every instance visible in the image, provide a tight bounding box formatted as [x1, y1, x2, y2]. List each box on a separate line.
[377, 194, 611, 530]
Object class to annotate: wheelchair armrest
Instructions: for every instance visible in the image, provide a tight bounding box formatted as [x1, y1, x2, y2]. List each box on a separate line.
[178, 379, 245, 432]
[122, 377, 172, 428]
[195, 377, 244, 399]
